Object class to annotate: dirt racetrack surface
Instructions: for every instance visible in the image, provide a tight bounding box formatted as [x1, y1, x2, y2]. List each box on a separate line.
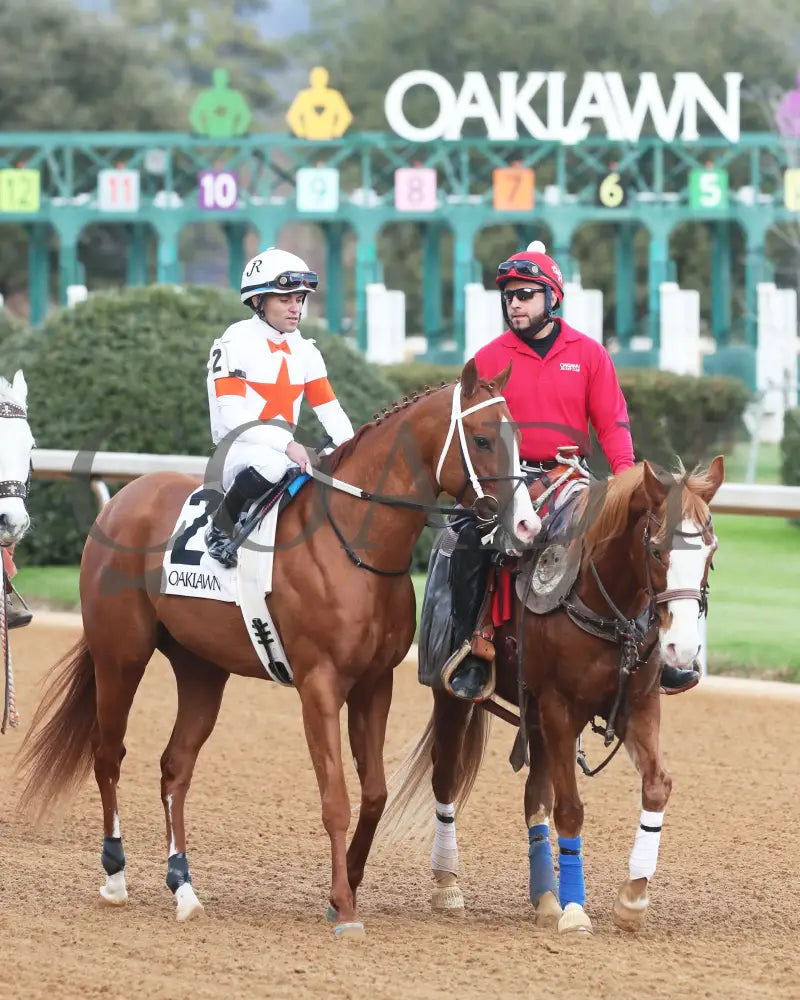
[1, 621, 798, 1000]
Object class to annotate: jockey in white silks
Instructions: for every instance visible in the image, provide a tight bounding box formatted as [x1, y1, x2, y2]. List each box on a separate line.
[205, 247, 354, 568]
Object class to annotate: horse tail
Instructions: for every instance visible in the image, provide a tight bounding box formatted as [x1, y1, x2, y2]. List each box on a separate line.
[16, 636, 97, 820]
[378, 705, 491, 845]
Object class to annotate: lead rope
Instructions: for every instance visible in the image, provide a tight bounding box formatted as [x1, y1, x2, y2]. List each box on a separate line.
[1, 565, 20, 734]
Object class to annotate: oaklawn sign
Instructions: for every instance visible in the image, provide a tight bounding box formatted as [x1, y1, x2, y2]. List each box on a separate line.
[384, 71, 743, 144]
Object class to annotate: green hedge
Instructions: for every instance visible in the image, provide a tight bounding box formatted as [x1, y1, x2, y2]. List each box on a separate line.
[0, 307, 27, 348]
[8, 289, 751, 568]
[781, 408, 800, 487]
[618, 369, 749, 472]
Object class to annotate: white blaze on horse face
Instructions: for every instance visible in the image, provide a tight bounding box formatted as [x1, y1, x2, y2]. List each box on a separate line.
[501, 417, 541, 546]
[659, 518, 713, 667]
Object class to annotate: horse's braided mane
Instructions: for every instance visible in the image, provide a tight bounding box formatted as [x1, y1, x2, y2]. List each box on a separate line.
[322, 376, 498, 475]
[580, 461, 715, 568]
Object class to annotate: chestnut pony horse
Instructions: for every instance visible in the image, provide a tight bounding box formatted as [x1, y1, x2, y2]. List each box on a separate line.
[383, 456, 723, 936]
[18, 360, 540, 937]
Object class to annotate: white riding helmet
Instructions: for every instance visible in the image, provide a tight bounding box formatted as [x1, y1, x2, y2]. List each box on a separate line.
[240, 247, 319, 305]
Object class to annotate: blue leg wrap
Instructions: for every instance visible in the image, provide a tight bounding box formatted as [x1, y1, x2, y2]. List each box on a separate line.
[528, 824, 557, 904]
[557, 835, 586, 908]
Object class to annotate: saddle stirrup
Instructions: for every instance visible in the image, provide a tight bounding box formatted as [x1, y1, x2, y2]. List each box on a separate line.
[205, 466, 271, 567]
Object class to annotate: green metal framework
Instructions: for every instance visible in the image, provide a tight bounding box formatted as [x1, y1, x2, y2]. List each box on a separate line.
[1, 130, 798, 369]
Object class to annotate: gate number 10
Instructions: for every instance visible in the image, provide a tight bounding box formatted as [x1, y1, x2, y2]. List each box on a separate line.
[198, 171, 239, 211]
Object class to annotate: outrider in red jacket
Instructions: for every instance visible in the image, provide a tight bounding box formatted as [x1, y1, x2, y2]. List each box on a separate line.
[474, 321, 635, 474]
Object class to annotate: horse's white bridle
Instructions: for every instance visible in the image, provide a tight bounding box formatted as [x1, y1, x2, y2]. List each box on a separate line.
[434, 383, 509, 497]
[311, 381, 511, 508]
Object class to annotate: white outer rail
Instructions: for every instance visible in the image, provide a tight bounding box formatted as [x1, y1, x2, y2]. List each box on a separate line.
[31, 448, 800, 516]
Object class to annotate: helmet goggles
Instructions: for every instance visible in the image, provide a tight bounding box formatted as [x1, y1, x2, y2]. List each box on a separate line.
[267, 270, 319, 292]
[497, 259, 543, 281]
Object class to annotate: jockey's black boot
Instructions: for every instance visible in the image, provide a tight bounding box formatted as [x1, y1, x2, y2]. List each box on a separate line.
[660, 662, 700, 695]
[205, 466, 271, 569]
[6, 592, 32, 629]
[440, 520, 495, 702]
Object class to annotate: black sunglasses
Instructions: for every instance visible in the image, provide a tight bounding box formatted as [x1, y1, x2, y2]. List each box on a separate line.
[502, 287, 543, 303]
[497, 259, 542, 279]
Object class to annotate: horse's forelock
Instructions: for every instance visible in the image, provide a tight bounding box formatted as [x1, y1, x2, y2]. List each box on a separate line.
[681, 467, 714, 522]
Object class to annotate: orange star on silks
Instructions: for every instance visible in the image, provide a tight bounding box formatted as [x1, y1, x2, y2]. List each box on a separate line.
[247, 358, 304, 423]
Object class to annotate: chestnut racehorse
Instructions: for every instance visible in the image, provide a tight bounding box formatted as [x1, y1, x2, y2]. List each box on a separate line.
[18, 359, 540, 937]
[383, 457, 723, 935]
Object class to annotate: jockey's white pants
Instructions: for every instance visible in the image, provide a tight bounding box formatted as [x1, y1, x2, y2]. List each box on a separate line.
[221, 443, 296, 492]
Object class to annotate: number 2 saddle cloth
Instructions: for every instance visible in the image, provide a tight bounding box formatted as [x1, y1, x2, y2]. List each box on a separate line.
[160, 475, 309, 685]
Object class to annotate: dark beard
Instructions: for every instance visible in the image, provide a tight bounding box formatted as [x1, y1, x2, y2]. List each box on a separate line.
[512, 312, 552, 342]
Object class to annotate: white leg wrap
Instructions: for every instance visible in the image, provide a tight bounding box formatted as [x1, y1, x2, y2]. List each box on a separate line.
[629, 809, 664, 881]
[431, 801, 459, 875]
[99, 870, 128, 905]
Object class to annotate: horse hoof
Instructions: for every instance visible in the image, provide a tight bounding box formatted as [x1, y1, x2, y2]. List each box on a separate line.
[333, 921, 366, 940]
[558, 902, 593, 936]
[175, 883, 205, 922]
[431, 884, 465, 915]
[99, 872, 128, 906]
[533, 890, 562, 929]
[612, 891, 649, 932]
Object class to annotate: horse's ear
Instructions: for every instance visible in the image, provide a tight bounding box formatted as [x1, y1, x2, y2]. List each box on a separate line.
[491, 361, 512, 394]
[643, 461, 669, 507]
[12, 370, 27, 405]
[630, 461, 668, 516]
[460, 358, 479, 398]
[698, 455, 725, 503]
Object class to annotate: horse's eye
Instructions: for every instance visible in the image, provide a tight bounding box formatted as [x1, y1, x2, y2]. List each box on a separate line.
[649, 545, 664, 564]
[473, 436, 492, 451]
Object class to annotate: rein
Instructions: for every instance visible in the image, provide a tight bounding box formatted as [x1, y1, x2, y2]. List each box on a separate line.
[309, 383, 519, 576]
[1, 559, 20, 733]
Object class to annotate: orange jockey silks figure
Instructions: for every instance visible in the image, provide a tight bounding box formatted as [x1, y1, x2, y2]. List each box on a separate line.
[204, 247, 354, 568]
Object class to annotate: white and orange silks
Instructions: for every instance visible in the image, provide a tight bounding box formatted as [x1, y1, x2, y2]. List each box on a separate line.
[207, 315, 354, 489]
